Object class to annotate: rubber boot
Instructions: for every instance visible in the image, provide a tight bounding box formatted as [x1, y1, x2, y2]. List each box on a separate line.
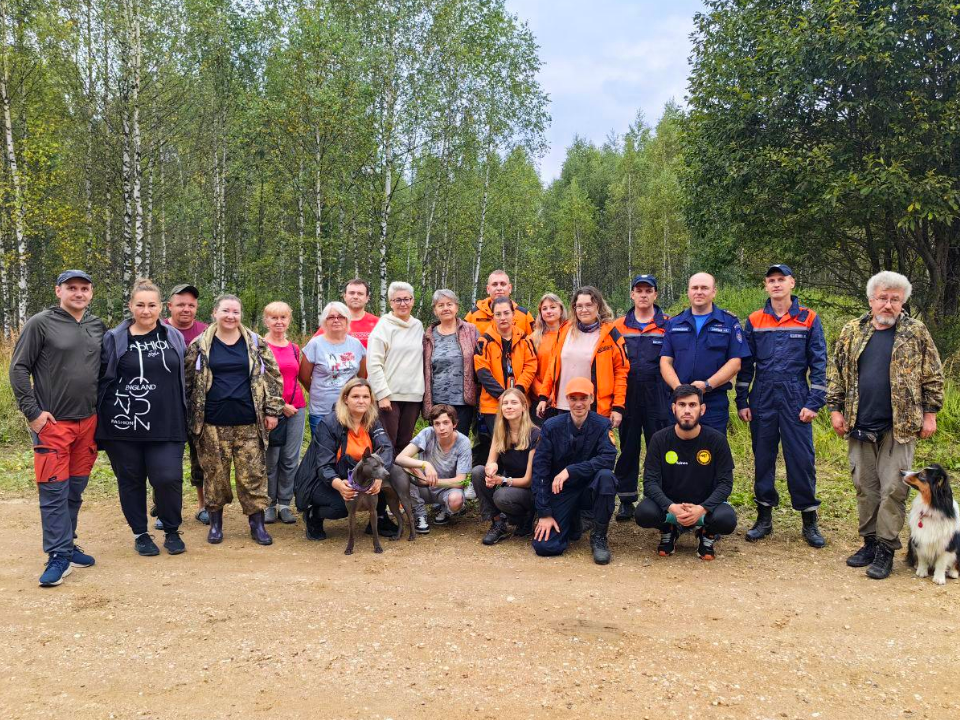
[590, 523, 611, 565]
[866, 541, 894, 579]
[248, 511, 273, 546]
[745, 504, 773, 542]
[207, 510, 224, 544]
[801, 510, 826, 548]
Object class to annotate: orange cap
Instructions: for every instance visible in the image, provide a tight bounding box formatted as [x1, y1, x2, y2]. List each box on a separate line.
[564, 377, 594, 398]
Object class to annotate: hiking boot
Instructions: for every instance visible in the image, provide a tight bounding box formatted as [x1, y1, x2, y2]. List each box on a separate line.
[207, 509, 224, 544]
[414, 515, 430, 534]
[134, 533, 160, 557]
[745, 504, 773, 542]
[866, 542, 894, 580]
[696, 528, 718, 561]
[70, 545, 96, 568]
[248, 511, 273, 546]
[365, 514, 400, 535]
[801, 510, 826, 549]
[514, 512, 535, 538]
[163, 532, 186, 555]
[657, 524, 679, 557]
[304, 508, 326, 541]
[590, 523, 611, 565]
[278, 506, 296, 524]
[39, 553, 73, 587]
[264, 506, 277, 524]
[615, 500, 635, 523]
[482, 517, 512, 546]
[195, 508, 210, 525]
[846, 535, 876, 567]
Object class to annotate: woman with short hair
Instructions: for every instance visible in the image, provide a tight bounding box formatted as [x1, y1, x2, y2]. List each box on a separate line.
[422, 288, 479, 435]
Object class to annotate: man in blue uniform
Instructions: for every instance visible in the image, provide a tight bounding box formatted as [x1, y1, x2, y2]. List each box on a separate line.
[660, 272, 750, 432]
[532, 378, 618, 565]
[613, 274, 671, 521]
[735, 264, 828, 547]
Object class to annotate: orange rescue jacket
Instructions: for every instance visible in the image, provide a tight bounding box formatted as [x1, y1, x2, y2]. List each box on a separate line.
[465, 298, 535, 337]
[473, 327, 538, 415]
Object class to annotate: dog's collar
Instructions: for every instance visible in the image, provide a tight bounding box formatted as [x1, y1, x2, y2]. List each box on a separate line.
[345, 470, 367, 494]
[918, 509, 931, 528]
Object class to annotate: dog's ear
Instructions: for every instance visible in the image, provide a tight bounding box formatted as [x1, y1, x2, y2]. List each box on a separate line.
[362, 447, 372, 460]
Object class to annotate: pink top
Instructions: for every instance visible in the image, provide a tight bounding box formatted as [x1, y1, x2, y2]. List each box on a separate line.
[267, 342, 307, 409]
[556, 329, 600, 410]
[163, 318, 208, 345]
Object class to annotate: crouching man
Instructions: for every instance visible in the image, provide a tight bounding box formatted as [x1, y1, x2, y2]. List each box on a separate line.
[532, 378, 617, 564]
[635, 384, 738, 561]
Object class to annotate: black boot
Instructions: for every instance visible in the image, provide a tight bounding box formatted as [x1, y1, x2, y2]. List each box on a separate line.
[207, 510, 223, 544]
[866, 541, 894, 579]
[305, 507, 326, 541]
[248, 511, 273, 546]
[590, 523, 611, 565]
[801, 510, 826, 548]
[514, 511, 535, 538]
[615, 500, 635, 523]
[745, 505, 773, 542]
[846, 535, 877, 567]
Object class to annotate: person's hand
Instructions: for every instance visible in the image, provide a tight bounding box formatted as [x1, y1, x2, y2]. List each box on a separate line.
[738, 408, 752, 423]
[610, 411, 622, 429]
[674, 503, 705, 527]
[551, 468, 569, 495]
[29, 411, 56, 434]
[691, 380, 707, 390]
[282, 403, 297, 418]
[830, 411, 847, 437]
[264, 416, 279, 431]
[536, 400, 547, 418]
[366, 478, 382, 495]
[534, 516, 560, 542]
[484, 462, 498, 478]
[799, 407, 817, 423]
[485, 474, 501, 489]
[378, 398, 392, 411]
[333, 478, 357, 502]
[921, 412, 937, 439]
[423, 462, 438, 487]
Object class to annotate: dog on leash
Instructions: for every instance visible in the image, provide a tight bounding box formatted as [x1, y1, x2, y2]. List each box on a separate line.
[344, 449, 393, 555]
[902, 464, 960, 585]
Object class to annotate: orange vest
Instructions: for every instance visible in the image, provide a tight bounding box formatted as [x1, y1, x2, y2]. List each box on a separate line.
[473, 327, 538, 415]
[465, 298, 535, 338]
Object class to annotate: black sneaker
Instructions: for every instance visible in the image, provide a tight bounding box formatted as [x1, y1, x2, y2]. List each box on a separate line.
[696, 528, 718, 561]
[657, 525, 679, 557]
[134, 533, 160, 557]
[482, 518, 512, 546]
[846, 536, 877, 567]
[615, 500, 635, 523]
[163, 532, 186, 555]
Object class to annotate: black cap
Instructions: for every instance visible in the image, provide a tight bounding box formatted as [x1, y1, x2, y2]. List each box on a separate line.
[765, 264, 793, 277]
[56, 270, 93, 285]
[168, 283, 200, 299]
[631, 274, 658, 290]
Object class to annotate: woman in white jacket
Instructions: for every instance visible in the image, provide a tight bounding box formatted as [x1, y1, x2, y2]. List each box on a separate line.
[367, 281, 425, 453]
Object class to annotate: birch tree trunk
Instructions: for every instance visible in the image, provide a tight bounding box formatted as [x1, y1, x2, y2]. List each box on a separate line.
[297, 160, 306, 334]
[471, 152, 492, 305]
[314, 136, 324, 324]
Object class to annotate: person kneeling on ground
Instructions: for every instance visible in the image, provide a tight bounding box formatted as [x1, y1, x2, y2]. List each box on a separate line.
[635, 384, 738, 561]
[472, 388, 539, 545]
[393, 404, 472, 533]
[532, 378, 617, 565]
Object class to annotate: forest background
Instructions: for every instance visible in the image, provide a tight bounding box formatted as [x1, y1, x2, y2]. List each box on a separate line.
[1, 0, 959, 467]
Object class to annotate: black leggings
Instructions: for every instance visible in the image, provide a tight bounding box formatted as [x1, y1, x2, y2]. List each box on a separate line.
[102, 441, 185, 535]
[635, 497, 738, 536]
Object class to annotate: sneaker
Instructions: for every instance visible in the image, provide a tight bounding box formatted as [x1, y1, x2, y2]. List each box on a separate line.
[39, 553, 73, 587]
[70, 545, 96, 568]
[463, 483, 477, 501]
[278, 506, 296, 524]
[134, 533, 160, 557]
[163, 532, 186, 555]
[415, 515, 430, 534]
[482, 518, 512, 546]
[366, 514, 400, 535]
[195, 509, 210, 525]
[433, 510, 450, 526]
[514, 512, 535, 538]
[154, 518, 164, 531]
[657, 526, 679, 557]
[696, 528, 718, 561]
[264, 506, 277, 524]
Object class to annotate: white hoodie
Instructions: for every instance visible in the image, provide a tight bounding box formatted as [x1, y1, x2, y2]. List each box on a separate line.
[366, 312, 425, 402]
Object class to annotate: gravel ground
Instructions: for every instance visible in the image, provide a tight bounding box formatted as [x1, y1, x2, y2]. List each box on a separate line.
[0, 498, 957, 720]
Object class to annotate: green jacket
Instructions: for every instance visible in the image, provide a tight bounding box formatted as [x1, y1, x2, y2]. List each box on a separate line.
[826, 312, 944, 444]
[184, 324, 284, 447]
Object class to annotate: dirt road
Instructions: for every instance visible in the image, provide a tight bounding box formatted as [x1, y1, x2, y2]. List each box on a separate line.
[0, 499, 956, 720]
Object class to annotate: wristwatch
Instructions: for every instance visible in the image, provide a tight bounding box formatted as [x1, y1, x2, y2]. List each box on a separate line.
[502, 477, 512, 487]
[703, 381, 713, 393]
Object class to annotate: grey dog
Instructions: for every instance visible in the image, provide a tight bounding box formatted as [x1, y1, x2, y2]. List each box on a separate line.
[344, 449, 416, 554]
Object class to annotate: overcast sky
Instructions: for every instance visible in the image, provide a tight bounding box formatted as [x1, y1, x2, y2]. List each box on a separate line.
[505, 0, 705, 181]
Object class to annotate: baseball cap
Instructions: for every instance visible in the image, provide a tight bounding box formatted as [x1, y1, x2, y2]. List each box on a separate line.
[632, 274, 658, 290]
[168, 283, 200, 299]
[765, 264, 794, 277]
[564, 377, 595, 398]
[56, 270, 93, 285]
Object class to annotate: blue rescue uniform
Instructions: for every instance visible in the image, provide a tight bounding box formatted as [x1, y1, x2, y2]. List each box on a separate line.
[735, 296, 827, 511]
[660, 305, 750, 432]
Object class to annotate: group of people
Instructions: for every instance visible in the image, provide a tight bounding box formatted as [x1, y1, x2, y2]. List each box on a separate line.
[10, 264, 945, 587]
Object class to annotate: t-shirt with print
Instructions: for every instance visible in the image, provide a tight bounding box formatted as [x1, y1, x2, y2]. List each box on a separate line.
[314, 312, 379, 348]
[410, 427, 472, 480]
[303, 335, 366, 416]
[100, 326, 187, 441]
[430, 328, 465, 405]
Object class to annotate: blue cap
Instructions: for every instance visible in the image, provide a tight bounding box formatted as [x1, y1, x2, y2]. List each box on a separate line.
[765, 264, 793, 277]
[56, 269, 93, 285]
[631, 274, 658, 290]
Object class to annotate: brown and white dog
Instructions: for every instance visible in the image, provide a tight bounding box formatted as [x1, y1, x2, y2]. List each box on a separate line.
[902, 464, 960, 585]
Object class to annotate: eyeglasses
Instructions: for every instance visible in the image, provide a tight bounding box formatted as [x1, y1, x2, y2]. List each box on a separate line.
[574, 304, 596, 311]
[391, 297, 413, 305]
[872, 296, 904, 307]
[327, 315, 347, 322]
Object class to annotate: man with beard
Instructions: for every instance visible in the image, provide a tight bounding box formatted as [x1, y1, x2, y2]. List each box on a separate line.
[635, 384, 737, 561]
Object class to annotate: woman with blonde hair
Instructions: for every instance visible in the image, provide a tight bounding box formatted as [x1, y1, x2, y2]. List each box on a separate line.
[470, 388, 539, 545]
[529, 293, 569, 414]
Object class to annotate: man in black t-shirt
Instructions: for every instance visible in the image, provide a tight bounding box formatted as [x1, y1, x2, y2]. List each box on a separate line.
[635, 384, 738, 560]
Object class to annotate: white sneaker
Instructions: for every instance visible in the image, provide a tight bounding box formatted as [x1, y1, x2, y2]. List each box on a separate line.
[433, 510, 450, 525]
[463, 483, 477, 501]
[415, 515, 430, 534]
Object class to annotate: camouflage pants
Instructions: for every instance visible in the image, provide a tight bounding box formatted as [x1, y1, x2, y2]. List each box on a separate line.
[196, 424, 269, 515]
